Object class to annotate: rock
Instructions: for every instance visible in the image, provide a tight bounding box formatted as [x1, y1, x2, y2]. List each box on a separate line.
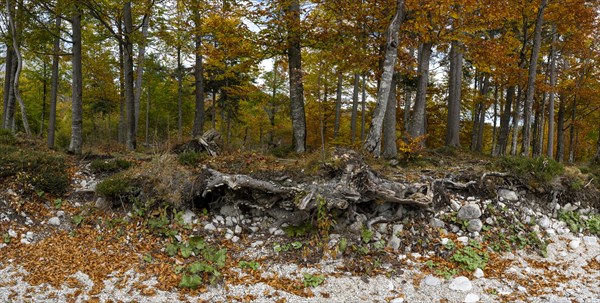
[249, 226, 259, 233]
[251, 241, 264, 248]
[224, 233, 233, 240]
[20, 238, 30, 245]
[430, 218, 445, 229]
[441, 238, 449, 245]
[464, 293, 480, 303]
[204, 223, 217, 231]
[595, 255, 600, 263]
[8, 229, 17, 238]
[498, 189, 518, 202]
[423, 275, 442, 286]
[517, 286, 527, 293]
[0, 243, 6, 249]
[181, 209, 197, 225]
[457, 236, 469, 245]
[390, 298, 404, 303]
[467, 219, 483, 233]
[538, 216, 551, 229]
[219, 204, 240, 217]
[95, 197, 110, 210]
[473, 268, 484, 279]
[485, 217, 494, 225]
[563, 203, 577, 212]
[568, 239, 581, 250]
[387, 224, 403, 251]
[56, 210, 65, 218]
[582, 236, 598, 247]
[466, 196, 476, 202]
[48, 217, 61, 226]
[450, 199, 461, 211]
[234, 225, 242, 234]
[231, 236, 239, 243]
[225, 216, 234, 227]
[449, 276, 472, 292]
[457, 204, 482, 220]
[214, 215, 225, 225]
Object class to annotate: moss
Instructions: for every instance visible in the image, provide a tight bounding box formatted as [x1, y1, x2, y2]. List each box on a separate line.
[0, 145, 69, 195]
[0, 129, 16, 145]
[90, 158, 132, 173]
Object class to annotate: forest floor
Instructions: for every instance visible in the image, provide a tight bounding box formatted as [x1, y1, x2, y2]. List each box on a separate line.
[0, 143, 599, 303]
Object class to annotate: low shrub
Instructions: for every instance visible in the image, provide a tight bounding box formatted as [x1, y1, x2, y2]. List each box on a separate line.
[177, 151, 203, 167]
[0, 146, 69, 195]
[0, 129, 16, 145]
[90, 158, 132, 173]
[492, 156, 564, 182]
[95, 173, 136, 201]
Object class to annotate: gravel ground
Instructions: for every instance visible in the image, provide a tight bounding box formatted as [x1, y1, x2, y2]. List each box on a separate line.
[1, 232, 598, 303]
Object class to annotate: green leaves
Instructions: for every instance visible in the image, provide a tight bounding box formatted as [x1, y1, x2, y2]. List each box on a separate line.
[303, 273, 326, 287]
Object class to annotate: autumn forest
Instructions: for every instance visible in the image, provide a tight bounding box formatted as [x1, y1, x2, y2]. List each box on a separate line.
[1, 0, 600, 163]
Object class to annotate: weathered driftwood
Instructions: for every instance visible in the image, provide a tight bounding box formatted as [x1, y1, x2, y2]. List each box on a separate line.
[199, 148, 433, 217]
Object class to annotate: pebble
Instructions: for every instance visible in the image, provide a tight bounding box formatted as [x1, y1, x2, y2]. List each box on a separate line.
[390, 298, 404, 303]
[458, 204, 482, 220]
[473, 268, 484, 279]
[56, 211, 65, 217]
[204, 223, 216, 231]
[224, 233, 233, 240]
[517, 286, 527, 293]
[449, 276, 472, 292]
[582, 236, 598, 247]
[8, 229, 17, 238]
[457, 236, 469, 245]
[181, 209, 197, 225]
[498, 189, 519, 202]
[467, 219, 483, 232]
[441, 238, 449, 245]
[225, 217, 234, 227]
[249, 226, 259, 233]
[423, 275, 442, 286]
[251, 241, 264, 248]
[450, 200, 461, 211]
[430, 218, 445, 229]
[538, 216, 551, 229]
[464, 293, 480, 303]
[388, 225, 403, 251]
[569, 239, 581, 250]
[231, 236, 239, 243]
[48, 217, 61, 226]
[234, 225, 242, 234]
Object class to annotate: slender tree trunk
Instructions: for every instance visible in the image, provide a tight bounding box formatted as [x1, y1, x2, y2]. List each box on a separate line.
[69, 3, 83, 153]
[382, 74, 398, 159]
[533, 92, 545, 157]
[117, 19, 126, 144]
[511, 87, 523, 155]
[48, 17, 62, 148]
[556, 93, 566, 163]
[177, 47, 183, 142]
[495, 86, 514, 156]
[409, 41, 432, 141]
[445, 41, 463, 147]
[134, 14, 150, 137]
[363, 0, 404, 156]
[192, 11, 205, 137]
[7, 0, 30, 135]
[491, 85, 499, 155]
[360, 73, 366, 141]
[568, 97, 576, 163]
[350, 73, 360, 143]
[40, 60, 48, 136]
[123, 1, 136, 150]
[476, 77, 489, 153]
[521, 0, 547, 157]
[546, 28, 558, 158]
[333, 71, 343, 140]
[4, 51, 17, 131]
[145, 89, 150, 146]
[285, 0, 306, 153]
[2, 46, 13, 129]
[269, 59, 277, 147]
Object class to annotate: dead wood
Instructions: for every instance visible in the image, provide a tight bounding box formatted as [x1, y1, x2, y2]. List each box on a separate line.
[173, 129, 221, 156]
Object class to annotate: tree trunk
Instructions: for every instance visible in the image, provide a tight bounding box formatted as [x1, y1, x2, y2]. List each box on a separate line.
[361, 73, 366, 141]
[363, 0, 404, 156]
[123, 1, 136, 150]
[495, 86, 514, 156]
[2, 46, 14, 130]
[491, 85, 499, 155]
[117, 19, 126, 144]
[533, 91, 545, 157]
[382, 74, 398, 159]
[409, 41, 432, 141]
[285, 0, 306, 153]
[511, 87, 523, 156]
[556, 93, 566, 163]
[521, 0, 547, 157]
[445, 41, 463, 147]
[546, 28, 558, 158]
[350, 73, 360, 144]
[192, 10, 205, 137]
[145, 89, 150, 146]
[476, 78, 489, 153]
[40, 60, 47, 136]
[69, 3, 83, 153]
[568, 97, 576, 163]
[177, 47, 183, 142]
[333, 71, 343, 140]
[7, 0, 30, 135]
[134, 13, 150, 137]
